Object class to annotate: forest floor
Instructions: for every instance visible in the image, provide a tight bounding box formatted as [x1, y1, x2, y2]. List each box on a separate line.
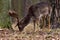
[0, 23, 60, 40]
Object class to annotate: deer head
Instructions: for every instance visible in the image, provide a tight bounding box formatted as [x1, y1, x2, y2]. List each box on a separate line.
[8, 9, 18, 18]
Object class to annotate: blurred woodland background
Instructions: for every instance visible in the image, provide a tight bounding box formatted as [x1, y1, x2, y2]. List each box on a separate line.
[0, 0, 60, 40]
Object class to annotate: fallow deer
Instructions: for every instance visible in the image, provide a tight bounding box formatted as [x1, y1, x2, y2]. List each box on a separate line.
[15, 2, 52, 32]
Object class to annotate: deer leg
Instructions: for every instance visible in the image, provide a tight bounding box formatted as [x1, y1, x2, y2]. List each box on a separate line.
[46, 15, 50, 29]
[48, 16, 50, 29]
[43, 15, 45, 28]
[36, 19, 40, 27]
[15, 23, 18, 27]
[45, 15, 50, 29]
[40, 16, 44, 29]
[39, 18, 43, 29]
[33, 19, 36, 32]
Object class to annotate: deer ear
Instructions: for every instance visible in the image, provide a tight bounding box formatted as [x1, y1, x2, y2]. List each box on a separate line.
[8, 10, 13, 14]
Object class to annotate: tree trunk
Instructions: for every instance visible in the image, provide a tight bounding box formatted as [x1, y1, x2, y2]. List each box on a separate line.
[22, 0, 32, 16]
